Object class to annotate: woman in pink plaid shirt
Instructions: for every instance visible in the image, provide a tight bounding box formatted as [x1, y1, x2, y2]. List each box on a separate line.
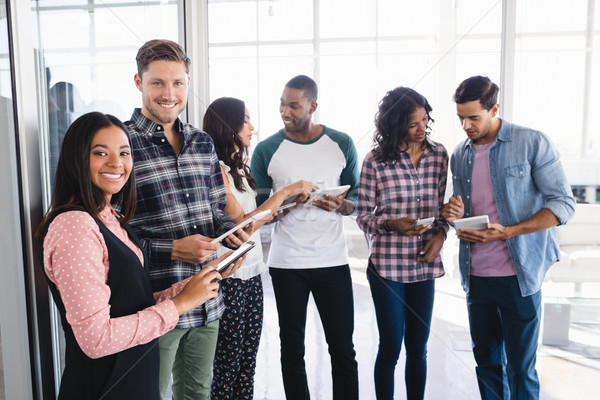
[356, 87, 449, 400]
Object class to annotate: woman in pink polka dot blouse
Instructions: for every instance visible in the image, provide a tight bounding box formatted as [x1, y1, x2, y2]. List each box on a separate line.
[36, 112, 244, 400]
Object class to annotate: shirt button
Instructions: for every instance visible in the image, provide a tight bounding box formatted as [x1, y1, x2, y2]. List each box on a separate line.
[466, 195, 470, 199]
[157, 126, 162, 131]
[161, 138, 166, 143]
[417, 198, 420, 202]
[467, 179, 471, 183]
[186, 193, 190, 198]
[193, 225, 197, 229]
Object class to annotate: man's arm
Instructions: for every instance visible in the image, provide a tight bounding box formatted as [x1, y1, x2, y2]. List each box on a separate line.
[457, 133, 575, 243]
[171, 235, 221, 264]
[338, 135, 360, 215]
[457, 208, 560, 243]
[207, 147, 236, 236]
[250, 143, 274, 207]
[311, 134, 360, 216]
[529, 134, 576, 225]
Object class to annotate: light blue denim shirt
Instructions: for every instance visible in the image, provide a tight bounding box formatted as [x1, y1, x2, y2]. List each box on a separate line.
[450, 119, 576, 296]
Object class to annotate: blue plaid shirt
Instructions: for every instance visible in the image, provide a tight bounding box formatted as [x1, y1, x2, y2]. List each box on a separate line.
[126, 108, 235, 328]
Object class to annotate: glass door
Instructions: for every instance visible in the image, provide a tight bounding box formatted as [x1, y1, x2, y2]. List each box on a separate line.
[30, 0, 180, 393]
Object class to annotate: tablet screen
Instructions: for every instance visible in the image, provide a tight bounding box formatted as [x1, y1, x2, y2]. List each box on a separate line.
[216, 241, 255, 272]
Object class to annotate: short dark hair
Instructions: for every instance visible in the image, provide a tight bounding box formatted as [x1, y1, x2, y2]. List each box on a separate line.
[285, 75, 318, 102]
[202, 97, 256, 192]
[453, 75, 499, 110]
[36, 112, 136, 241]
[136, 39, 191, 77]
[373, 86, 434, 163]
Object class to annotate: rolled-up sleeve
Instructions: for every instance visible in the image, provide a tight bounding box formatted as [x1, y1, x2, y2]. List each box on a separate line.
[532, 135, 576, 225]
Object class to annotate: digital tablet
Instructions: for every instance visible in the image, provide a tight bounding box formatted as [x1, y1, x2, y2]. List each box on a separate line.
[306, 185, 351, 203]
[210, 209, 271, 244]
[216, 241, 255, 272]
[276, 202, 296, 212]
[415, 217, 435, 226]
[453, 215, 489, 231]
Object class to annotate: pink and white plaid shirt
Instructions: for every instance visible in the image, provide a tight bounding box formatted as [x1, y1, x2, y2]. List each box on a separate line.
[356, 138, 449, 283]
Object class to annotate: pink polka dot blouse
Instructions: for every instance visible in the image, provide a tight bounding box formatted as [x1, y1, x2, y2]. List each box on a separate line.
[43, 206, 187, 359]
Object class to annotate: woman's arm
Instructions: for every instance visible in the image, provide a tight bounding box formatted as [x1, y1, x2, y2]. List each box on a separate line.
[220, 164, 316, 229]
[44, 212, 180, 359]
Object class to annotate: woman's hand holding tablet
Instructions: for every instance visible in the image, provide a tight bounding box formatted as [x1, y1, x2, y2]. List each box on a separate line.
[210, 209, 272, 244]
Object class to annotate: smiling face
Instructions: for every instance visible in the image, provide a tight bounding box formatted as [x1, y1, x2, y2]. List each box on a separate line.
[404, 107, 428, 146]
[134, 60, 189, 130]
[279, 87, 316, 134]
[236, 108, 254, 149]
[89, 125, 133, 204]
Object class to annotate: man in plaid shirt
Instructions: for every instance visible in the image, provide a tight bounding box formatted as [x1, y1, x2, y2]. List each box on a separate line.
[126, 39, 251, 400]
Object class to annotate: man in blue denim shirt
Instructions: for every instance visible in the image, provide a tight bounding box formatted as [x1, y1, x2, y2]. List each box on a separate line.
[443, 76, 575, 400]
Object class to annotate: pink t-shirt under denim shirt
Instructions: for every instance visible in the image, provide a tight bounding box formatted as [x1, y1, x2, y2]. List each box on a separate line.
[470, 142, 516, 277]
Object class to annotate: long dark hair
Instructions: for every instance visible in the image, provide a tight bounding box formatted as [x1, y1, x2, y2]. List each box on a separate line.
[373, 86, 434, 164]
[203, 97, 256, 192]
[36, 112, 136, 241]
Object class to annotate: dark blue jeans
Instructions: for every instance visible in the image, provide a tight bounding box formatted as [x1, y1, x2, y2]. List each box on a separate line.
[467, 275, 541, 400]
[269, 265, 359, 400]
[367, 263, 435, 400]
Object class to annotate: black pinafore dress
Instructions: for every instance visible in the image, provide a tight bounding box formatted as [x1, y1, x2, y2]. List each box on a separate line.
[41, 211, 161, 399]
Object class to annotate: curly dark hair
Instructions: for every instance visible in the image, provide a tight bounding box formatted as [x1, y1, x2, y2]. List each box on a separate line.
[373, 86, 434, 163]
[202, 97, 256, 192]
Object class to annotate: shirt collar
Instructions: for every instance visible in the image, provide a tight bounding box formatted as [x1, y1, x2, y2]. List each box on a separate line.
[496, 118, 511, 142]
[129, 108, 187, 144]
[424, 136, 437, 149]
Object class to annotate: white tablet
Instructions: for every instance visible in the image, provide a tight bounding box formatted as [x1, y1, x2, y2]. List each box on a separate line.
[306, 185, 351, 203]
[415, 217, 435, 226]
[216, 241, 255, 272]
[453, 215, 489, 231]
[210, 209, 271, 244]
[276, 202, 296, 212]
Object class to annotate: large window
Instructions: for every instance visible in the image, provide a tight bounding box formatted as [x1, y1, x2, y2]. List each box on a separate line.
[207, 0, 503, 158]
[206, 0, 600, 203]
[512, 0, 600, 200]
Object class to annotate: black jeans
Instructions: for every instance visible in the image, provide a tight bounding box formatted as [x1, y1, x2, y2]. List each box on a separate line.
[269, 265, 359, 400]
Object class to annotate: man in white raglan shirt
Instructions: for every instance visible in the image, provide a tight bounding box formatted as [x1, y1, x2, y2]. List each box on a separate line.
[250, 75, 360, 400]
